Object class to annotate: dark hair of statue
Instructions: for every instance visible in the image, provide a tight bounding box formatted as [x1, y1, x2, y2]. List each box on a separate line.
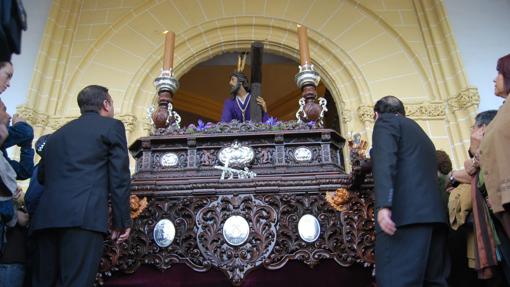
[77, 85, 109, 114]
[231, 71, 250, 92]
[497, 53, 510, 95]
[373, 95, 406, 116]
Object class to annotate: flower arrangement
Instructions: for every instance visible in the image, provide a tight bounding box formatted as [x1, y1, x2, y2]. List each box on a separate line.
[158, 117, 321, 137]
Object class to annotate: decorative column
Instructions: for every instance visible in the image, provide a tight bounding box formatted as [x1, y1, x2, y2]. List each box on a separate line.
[295, 25, 327, 126]
[152, 31, 181, 129]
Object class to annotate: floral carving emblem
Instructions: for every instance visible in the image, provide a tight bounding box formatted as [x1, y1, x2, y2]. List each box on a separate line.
[196, 195, 277, 285]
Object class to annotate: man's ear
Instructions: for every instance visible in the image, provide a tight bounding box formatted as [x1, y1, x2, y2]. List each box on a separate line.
[99, 99, 110, 115]
[102, 99, 110, 112]
[374, 111, 379, 121]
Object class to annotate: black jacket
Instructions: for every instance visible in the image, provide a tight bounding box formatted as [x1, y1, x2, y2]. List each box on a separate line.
[371, 113, 447, 228]
[32, 112, 131, 233]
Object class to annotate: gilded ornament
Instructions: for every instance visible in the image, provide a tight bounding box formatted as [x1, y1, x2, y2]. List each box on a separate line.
[447, 87, 480, 111]
[130, 195, 148, 219]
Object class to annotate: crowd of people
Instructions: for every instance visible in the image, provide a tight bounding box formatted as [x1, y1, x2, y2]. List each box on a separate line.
[372, 53, 510, 287]
[0, 61, 131, 287]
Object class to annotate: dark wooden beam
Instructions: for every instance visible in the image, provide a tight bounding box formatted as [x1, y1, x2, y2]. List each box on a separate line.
[249, 41, 264, 122]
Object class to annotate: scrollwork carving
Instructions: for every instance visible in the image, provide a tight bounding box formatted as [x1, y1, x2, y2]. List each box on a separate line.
[447, 87, 480, 111]
[196, 195, 277, 285]
[358, 102, 446, 121]
[405, 102, 445, 119]
[98, 197, 212, 284]
[339, 192, 375, 266]
[117, 114, 137, 132]
[16, 105, 49, 127]
[98, 191, 374, 286]
[357, 106, 374, 123]
[260, 192, 374, 270]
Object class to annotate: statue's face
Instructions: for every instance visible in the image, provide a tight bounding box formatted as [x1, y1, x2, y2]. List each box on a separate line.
[229, 76, 237, 88]
[230, 76, 241, 94]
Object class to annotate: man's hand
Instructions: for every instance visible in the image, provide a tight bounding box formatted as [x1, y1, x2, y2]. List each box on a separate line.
[11, 114, 26, 125]
[111, 227, 131, 244]
[16, 210, 29, 227]
[14, 186, 22, 199]
[464, 158, 479, 176]
[377, 208, 396, 235]
[256, 96, 267, 113]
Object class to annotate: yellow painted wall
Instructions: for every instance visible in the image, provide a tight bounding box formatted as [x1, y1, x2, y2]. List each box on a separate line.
[18, 0, 479, 168]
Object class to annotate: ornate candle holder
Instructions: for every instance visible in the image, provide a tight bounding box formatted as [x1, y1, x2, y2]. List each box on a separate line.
[348, 133, 369, 162]
[348, 133, 372, 189]
[151, 69, 181, 129]
[295, 64, 327, 126]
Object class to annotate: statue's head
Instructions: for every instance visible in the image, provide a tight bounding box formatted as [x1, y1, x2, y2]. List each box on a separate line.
[230, 72, 250, 96]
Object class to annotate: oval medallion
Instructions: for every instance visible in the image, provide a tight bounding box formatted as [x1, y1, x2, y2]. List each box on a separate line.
[223, 215, 250, 246]
[294, 147, 312, 162]
[153, 219, 176, 247]
[298, 214, 320, 243]
[160, 152, 179, 167]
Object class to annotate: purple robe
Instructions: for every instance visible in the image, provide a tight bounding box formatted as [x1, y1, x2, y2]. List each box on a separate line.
[220, 94, 269, 123]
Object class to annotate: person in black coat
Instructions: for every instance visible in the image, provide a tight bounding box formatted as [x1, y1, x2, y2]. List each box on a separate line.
[31, 85, 131, 287]
[371, 96, 449, 287]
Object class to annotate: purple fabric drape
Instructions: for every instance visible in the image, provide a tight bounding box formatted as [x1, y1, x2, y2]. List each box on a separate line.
[103, 260, 374, 287]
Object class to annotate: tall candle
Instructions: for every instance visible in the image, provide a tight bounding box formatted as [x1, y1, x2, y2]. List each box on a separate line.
[163, 31, 175, 70]
[297, 25, 311, 66]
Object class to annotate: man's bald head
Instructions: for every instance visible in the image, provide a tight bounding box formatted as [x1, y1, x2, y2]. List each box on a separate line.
[374, 95, 406, 116]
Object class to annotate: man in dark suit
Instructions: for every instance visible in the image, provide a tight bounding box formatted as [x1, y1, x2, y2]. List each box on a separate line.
[31, 85, 131, 287]
[371, 96, 449, 287]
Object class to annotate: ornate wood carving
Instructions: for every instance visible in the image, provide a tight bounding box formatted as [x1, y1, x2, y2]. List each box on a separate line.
[98, 190, 374, 286]
[196, 195, 277, 285]
[197, 149, 219, 167]
[98, 125, 374, 286]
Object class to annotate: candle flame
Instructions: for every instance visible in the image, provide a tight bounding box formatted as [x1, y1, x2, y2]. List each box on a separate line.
[163, 30, 169, 34]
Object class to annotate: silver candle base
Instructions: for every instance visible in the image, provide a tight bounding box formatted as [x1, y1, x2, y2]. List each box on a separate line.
[295, 63, 321, 89]
[154, 69, 180, 94]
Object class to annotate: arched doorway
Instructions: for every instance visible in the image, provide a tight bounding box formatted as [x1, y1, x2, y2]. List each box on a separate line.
[172, 51, 340, 133]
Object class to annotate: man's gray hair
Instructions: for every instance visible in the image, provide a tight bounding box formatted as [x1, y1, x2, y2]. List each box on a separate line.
[474, 110, 497, 127]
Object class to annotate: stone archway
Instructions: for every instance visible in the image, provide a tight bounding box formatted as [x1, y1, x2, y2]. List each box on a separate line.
[20, 0, 478, 168]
